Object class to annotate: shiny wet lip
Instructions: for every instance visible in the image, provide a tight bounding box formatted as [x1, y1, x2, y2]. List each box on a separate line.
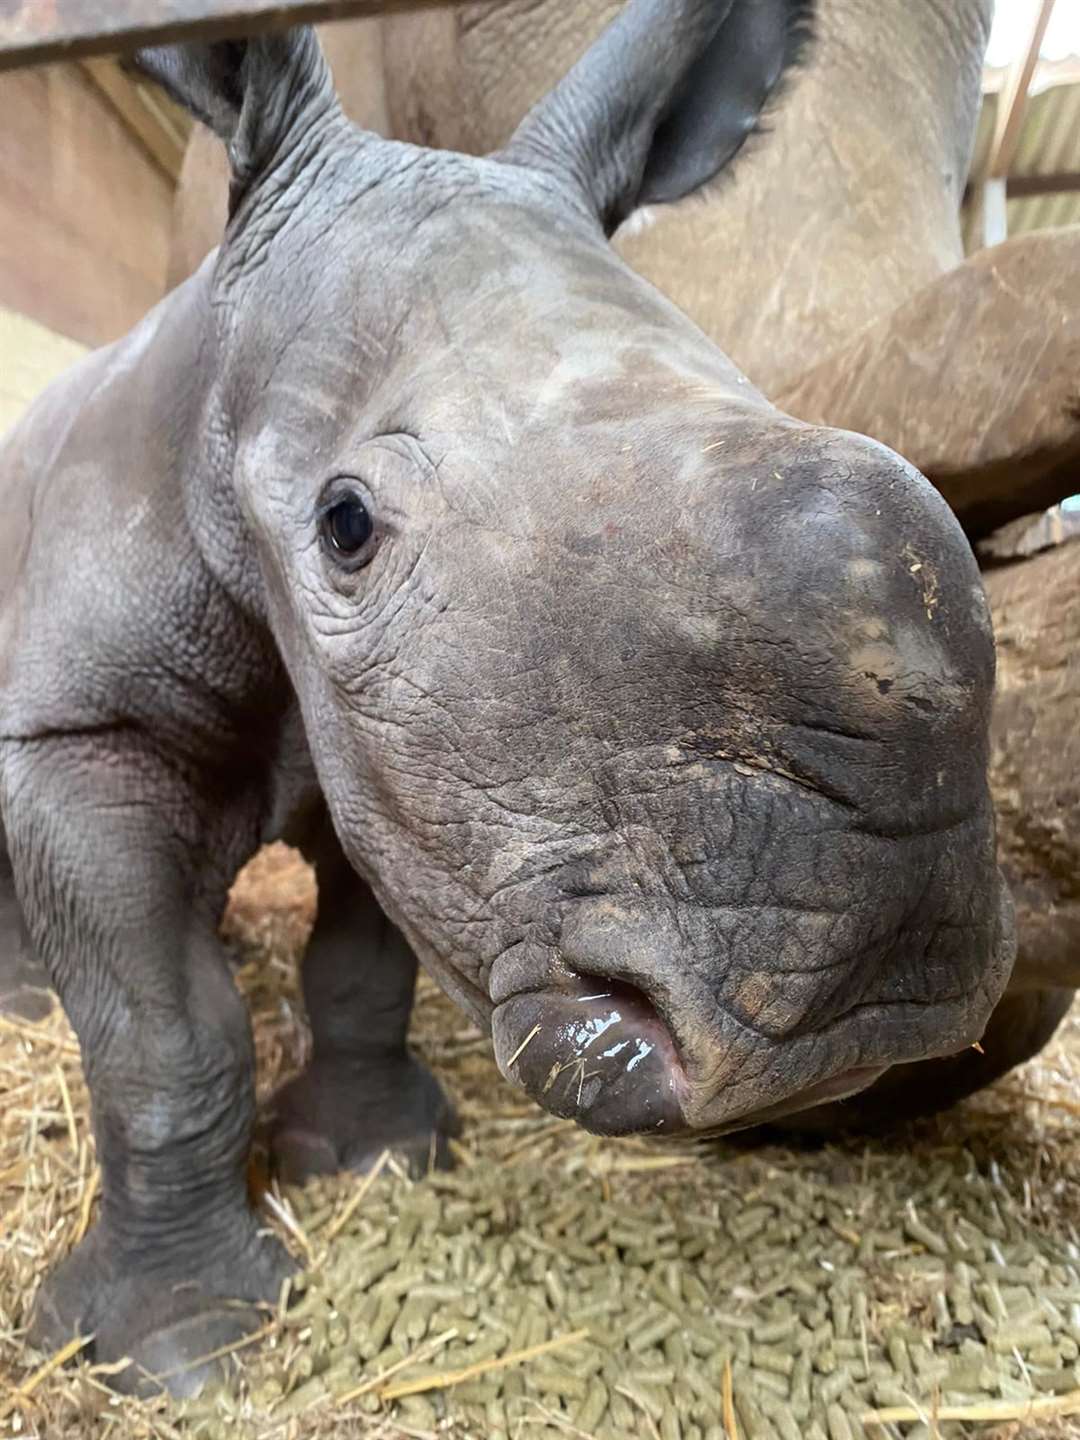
[497, 975, 685, 1078]
[557, 977, 682, 1070]
[491, 974, 688, 1133]
[542, 977, 886, 1119]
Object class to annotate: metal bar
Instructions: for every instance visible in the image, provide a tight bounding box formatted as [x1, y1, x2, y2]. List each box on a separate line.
[0, 0, 482, 73]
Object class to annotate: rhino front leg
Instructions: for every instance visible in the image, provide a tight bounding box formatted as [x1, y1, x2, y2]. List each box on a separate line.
[0, 816, 51, 1020]
[1, 734, 292, 1397]
[270, 810, 458, 1183]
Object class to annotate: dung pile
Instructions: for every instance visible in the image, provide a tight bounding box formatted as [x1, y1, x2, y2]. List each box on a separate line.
[3, 844, 1080, 1440]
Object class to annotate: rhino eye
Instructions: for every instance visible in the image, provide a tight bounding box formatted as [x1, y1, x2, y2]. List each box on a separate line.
[318, 485, 376, 567]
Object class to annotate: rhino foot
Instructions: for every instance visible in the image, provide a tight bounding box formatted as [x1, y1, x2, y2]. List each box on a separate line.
[270, 1052, 459, 1183]
[28, 1217, 294, 1398]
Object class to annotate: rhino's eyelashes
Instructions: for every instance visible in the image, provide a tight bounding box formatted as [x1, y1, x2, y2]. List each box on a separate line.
[317, 480, 379, 571]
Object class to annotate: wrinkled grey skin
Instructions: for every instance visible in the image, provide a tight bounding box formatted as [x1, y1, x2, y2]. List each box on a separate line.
[0, 0, 1011, 1397]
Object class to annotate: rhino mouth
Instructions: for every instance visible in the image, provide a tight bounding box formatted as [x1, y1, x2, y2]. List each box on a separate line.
[490, 973, 890, 1136]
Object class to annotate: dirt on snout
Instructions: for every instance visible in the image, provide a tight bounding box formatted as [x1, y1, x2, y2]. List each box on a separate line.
[1, 843, 1079, 1440]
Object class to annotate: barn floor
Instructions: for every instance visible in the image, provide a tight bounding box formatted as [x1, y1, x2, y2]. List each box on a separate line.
[1, 845, 1079, 1440]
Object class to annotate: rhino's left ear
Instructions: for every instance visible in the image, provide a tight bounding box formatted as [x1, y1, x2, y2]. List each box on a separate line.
[503, 0, 812, 236]
[135, 28, 337, 213]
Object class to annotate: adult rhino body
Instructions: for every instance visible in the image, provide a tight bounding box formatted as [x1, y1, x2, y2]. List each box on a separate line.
[377, 0, 1080, 529]
[171, 0, 992, 393]
[380, 0, 993, 394]
[1, 0, 1011, 1396]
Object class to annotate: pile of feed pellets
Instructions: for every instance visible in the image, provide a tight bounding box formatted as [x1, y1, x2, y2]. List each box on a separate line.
[181, 1137, 1080, 1440]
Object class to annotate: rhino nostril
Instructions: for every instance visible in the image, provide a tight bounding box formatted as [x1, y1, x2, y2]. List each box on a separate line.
[555, 902, 685, 1006]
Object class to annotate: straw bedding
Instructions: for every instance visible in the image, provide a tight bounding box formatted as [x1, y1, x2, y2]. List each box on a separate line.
[2, 843, 1079, 1439]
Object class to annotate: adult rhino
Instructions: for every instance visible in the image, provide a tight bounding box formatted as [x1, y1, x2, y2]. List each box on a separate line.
[1, 0, 1012, 1395]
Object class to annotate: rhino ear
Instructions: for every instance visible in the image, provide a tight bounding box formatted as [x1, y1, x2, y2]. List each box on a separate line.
[135, 28, 337, 212]
[503, 0, 812, 236]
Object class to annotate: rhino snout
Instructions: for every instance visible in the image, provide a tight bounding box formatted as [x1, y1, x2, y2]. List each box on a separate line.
[489, 867, 1011, 1138]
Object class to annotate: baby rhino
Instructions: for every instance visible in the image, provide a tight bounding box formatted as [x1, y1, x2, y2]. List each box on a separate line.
[0, 0, 1012, 1397]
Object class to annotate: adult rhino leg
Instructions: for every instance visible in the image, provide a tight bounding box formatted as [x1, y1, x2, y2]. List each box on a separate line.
[0, 812, 52, 1020]
[1, 733, 292, 1398]
[781, 984, 1074, 1134]
[270, 808, 458, 1183]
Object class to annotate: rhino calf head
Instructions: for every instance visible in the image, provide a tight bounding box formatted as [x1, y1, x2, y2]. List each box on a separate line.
[138, 0, 1012, 1138]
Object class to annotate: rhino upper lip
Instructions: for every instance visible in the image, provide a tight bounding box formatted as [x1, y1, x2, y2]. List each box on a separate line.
[492, 972, 693, 1118]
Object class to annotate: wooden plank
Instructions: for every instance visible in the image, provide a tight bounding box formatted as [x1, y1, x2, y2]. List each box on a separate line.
[986, 0, 1058, 180]
[1008, 170, 1080, 198]
[79, 58, 191, 182]
[0, 0, 483, 72]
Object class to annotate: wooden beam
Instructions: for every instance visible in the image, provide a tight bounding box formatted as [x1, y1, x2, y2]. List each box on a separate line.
[0, 0, 483, 72]
[79, 58, 191, 183]
[1007, 170, 1080, 199]
[986, 0, 1058, 180]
